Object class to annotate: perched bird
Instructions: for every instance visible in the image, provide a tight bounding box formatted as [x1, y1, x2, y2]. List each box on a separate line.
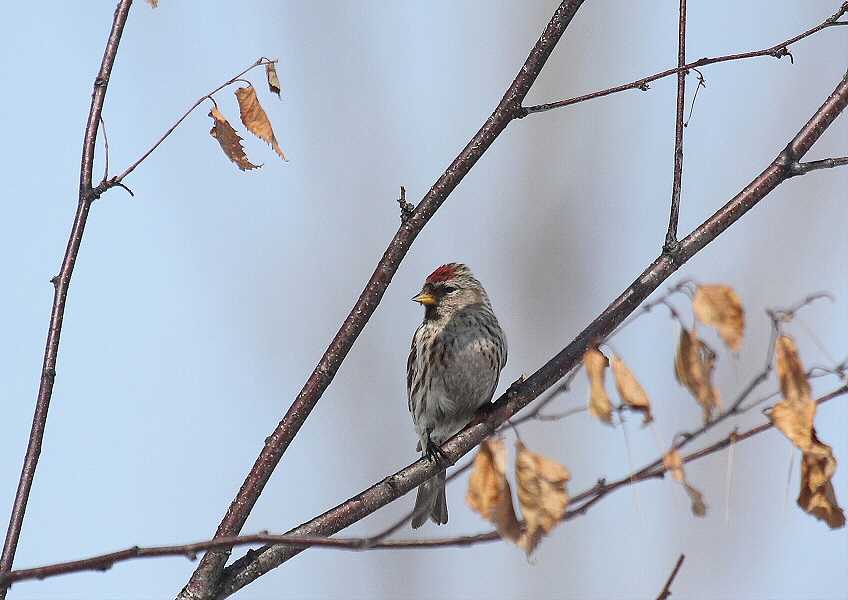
[407, 263, 507, 528]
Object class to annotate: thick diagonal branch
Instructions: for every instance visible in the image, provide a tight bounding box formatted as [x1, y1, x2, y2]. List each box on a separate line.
[176, 2, 587, 599]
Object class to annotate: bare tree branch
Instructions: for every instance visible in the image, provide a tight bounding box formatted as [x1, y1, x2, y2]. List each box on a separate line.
[4, 384, 841, 589]
[664, 0, 687, 252]
[0, 1, 134, 597]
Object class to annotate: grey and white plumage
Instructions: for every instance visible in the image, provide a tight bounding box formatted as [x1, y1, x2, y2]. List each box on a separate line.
[407, 263, 507, 528]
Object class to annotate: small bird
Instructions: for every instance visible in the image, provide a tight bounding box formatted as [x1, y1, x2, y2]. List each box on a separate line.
[407, 263, 507, 528]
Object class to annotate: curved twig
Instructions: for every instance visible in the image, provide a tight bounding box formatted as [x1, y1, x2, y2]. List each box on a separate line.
[113, 58, 275, 183]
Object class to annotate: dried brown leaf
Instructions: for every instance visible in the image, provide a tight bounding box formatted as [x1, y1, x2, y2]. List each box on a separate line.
[584, 346, 613, 426]
[768, 399, 816, 452]
[775, 335, 811, 406]
[515, 441, 570, 555]
[466, 439, 521, 543]
[768, 337, 844, 528]
[144, 0, 158, 6]
[209, 107, 260, 171]
[235, 85, 287, 161]
[684, 483, 708, 517]
[798, 435, 846, 529]
[674, 326, 722, 423]
[265, 62, 281, 97]
[693, 284, 745, 351]
[611, 354, 653, 425]
[663, 449, 708, 517]
[768, 336, 815, 451]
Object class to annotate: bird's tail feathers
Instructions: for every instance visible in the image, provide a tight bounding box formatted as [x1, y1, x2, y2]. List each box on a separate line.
[411, 471, 447, 528]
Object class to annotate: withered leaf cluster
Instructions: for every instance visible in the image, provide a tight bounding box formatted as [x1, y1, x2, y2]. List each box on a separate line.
[767, 335, 845, 529]
[209, 66, 286, 170]
[676, 284, 744, 422]
[584, 346, 653, 427]
[466, 439, 570, 555]
[575, 284, 842, 530]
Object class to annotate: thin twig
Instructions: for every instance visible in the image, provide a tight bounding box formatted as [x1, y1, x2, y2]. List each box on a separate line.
[789, 156, 848, 175]
[112, 58, 276, 184]
[684, 69, 706, 127]
[0, 2, 134, 597]
[100, 116, 110, 183]
[664, 0, 687, 252]
[521, 2, 848, 116]
[656, 554, 686, 600]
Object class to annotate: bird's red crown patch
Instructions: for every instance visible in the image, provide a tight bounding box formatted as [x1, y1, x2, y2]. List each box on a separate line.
[427, 263, 460, 283]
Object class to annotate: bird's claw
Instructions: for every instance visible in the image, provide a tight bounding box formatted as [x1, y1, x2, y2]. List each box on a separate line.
[424, 440, 451, 467]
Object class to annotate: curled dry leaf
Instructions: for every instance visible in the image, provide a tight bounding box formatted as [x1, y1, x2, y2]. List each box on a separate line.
[683, 483, 708, 517]
[662, 449, 708, 517]
[674, 326, 722, 423]
[692, 284, 745, 351]
[235, 85, 287, 161]
[798, 436, 846, 529]
[584, 346, 613, 426]
[466, 439, 521, 543]
[265, 62, 281, 97]
[767, 335, 844, 528]
[611, 354, 653, 425]
[209, 107, 261, 171]
[515, 441, 571, 555]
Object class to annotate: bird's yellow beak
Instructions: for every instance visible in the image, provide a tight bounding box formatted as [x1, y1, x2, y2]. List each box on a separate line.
[412, 292, 437, 306]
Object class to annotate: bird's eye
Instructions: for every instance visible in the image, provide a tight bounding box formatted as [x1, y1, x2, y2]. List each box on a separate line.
[443, 286, 456, 294]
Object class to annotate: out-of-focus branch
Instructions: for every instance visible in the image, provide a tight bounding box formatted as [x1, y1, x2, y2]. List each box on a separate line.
[522, 2, 848, 116]
[656, 554, 686, 600]
[210, 69, 848, 600]
[0, 1, 134, 597]
[567, 386, 847, 517]
[177, 2, 588, 599]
